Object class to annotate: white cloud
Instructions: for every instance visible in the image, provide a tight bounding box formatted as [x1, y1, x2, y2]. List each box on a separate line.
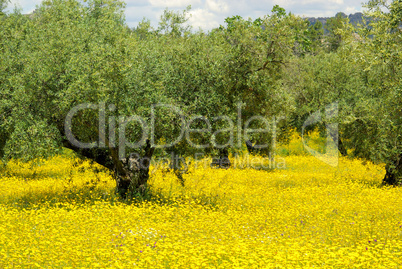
[6, 0, 41, 13]
[273, 0, 344, 5]
[345, 6, 359, 14]
[8, 0, 41, 8]
[125, 5, 158, 28]
[149, 0, 201, 8]
[205, 0, 229, 13]
[188, 8, 220, 29]
[333, 0, 344, 5]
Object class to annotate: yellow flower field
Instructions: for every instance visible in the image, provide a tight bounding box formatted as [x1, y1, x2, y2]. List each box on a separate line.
[1, 149, 401, 268]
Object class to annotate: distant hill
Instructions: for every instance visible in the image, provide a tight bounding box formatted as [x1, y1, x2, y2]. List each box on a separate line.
[306, 12, 367, 30]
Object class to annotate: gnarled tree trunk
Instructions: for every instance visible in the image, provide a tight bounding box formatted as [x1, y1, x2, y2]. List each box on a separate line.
[115, 140, 154, 198]
[210, 148, 230, 169]
[246, 140, 255, 154]
[327, 128, 347, 156]
[63, 139, 154, 199]
[245, 140, 272, 157]
[383, 153, 402, 186]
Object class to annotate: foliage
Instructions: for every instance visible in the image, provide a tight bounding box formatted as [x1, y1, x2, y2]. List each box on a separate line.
[280, 1, 401, 184]
[306, 20, 324, 54]
[345, 0, 402, 172]
[324, 12, 349, 52]
[157, 5, 192, 37]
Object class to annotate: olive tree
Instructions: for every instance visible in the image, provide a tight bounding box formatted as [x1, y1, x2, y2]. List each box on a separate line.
[350, 0, 402, 185]
[0, 0, 166, 197]
[211, 7, 305, 156]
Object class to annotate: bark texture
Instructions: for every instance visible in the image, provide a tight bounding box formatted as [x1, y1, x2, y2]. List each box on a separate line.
[63, 139, 154, 198]
[383, 153, 402, 186]
[211, 148, 230, 169]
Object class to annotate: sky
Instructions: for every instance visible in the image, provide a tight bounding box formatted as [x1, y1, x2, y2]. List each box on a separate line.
[6, 0, 365, 31]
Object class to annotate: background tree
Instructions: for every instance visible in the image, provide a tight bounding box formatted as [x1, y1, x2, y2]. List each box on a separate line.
[283, 0, 402, 184]
[157, 5, 192, 37]
[282, 49, 364, 157]
[306, 20, 324, 54]
[134, 18, 154, 39]
[214, 7, 305, 156]
[324, 12, 349, 52]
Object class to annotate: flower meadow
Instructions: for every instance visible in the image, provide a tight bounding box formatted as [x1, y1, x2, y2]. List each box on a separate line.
[1, 142, 402, 268]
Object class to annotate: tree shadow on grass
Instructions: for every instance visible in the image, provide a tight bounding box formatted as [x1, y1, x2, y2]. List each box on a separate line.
[1, 181, 221, 212]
